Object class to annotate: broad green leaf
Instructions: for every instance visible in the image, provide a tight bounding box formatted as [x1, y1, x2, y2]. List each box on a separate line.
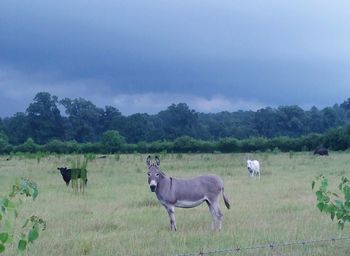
[18, 240, 27, 251]
[0, 243, 5, 253]
[28, 229, 39, 243]
[317, 202, 325, 212]
[323, 195, 330, 203]
[320, 179, 328, 192]
[0, 233, 8, 244]
[32, 188, 38, 201]
[335, 199, 343, 208]
[344, 189, 350, 201]
[316, 191, 323, 200]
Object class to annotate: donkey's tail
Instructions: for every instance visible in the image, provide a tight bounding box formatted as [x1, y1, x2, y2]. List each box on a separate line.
[222, 188, 231, 209]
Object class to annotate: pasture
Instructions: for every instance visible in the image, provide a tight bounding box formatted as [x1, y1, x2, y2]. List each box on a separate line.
[0, 152, 350, 255]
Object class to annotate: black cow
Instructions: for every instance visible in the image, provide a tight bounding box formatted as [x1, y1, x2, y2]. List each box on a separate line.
[314, 147, 329, 156]
[57, 167, 88, 186]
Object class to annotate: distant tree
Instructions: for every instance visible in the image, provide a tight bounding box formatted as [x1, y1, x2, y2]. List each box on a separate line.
[158, 103, 199, 140]
[173, 136, 199, 153]
[26, 92, 64, 144]
[2, 113, 29, 145]
[15, 138, 39, 153]
[101, 130, 125, 153]
[0, 131, 9, 153]
[323, 126, 350, 150]
[123, 113, 154, 143]
[254, 107, 278, 137]
[322, 107, 338, 130]
[305, 106, 324, 133]
[217, 137, 240, 153]
[101, 106, 126, 134]
[340, 98, 350, 113]
[276, 105, 306, 136]
[60, 97, 104, 142]
[199, 111, 257, 140]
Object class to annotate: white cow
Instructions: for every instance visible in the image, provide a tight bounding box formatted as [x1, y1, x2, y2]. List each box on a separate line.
[247, 160, 260, 179]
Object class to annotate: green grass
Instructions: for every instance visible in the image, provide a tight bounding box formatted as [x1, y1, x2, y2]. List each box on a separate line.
[0, 152, 350, 255]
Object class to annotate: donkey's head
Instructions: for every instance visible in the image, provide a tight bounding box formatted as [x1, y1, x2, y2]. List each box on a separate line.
[246, 160, 253, 175]
[146, 155, 163, 192]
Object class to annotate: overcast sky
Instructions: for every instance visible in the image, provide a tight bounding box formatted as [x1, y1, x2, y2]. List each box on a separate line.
[1, 0, 350, 117]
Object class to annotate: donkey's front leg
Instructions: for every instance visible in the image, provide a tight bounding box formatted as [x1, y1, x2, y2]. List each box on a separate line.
[165, 205, 177, 231]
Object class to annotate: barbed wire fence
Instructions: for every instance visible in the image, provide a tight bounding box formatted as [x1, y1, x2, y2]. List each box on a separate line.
[173, 236, 350, 256]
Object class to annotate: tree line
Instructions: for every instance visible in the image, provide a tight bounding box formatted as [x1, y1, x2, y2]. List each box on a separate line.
[0, 92, 350, 153]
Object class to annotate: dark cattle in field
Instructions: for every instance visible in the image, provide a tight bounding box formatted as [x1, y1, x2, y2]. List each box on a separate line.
[313, 147, 329, 156]
[57, 167, 88, 192]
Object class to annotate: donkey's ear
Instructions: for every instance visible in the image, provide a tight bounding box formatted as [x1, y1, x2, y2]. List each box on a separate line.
[146, 155, 152, 167]
[155, 156, 160, 166]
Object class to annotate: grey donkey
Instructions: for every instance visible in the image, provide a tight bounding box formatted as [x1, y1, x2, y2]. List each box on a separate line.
[146, 155, 230, 231]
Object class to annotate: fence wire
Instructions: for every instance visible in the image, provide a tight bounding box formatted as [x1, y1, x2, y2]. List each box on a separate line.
[173, 236, 350, 256]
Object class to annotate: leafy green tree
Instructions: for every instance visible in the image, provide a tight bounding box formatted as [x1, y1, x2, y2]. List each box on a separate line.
[42, 139, 68, 153]
[102, 106, 126, 134]
[340, 98, 350, 119]
[26, 92, 64, 144]
[254, 107, 278, 137]
[322, 107, 338, 130]
[60, 97, 104, 142]
[2, 113, 29, 145]
[101, 130, 125, 153]
[305, 106, 324, 133]
[217, 137, 240, 153]
[173, 136, 200, 153]
[199, 111, 257, 140]
[123, 113, 153, 143]
[158, 103, 199, 140]
[323, 126, 350, 150]
[276, 105, 306, 137]
[0, 132, 9, 153]
[15, 138, 39, 153]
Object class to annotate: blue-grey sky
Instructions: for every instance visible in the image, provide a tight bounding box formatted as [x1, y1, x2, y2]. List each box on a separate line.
[1, 0, 350, 117]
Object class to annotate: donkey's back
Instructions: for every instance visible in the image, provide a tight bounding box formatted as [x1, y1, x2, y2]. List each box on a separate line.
[174, 175, 223, 196]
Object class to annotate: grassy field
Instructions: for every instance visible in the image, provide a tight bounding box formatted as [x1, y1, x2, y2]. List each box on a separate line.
[0, 152, 350, 255]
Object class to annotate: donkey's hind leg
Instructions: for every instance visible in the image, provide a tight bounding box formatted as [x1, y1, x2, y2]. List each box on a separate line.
[211, 201, 223, 231]
[206, 201, 217, 231]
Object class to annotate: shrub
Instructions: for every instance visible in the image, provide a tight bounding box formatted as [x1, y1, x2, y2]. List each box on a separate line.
[312, 175, 350, 230]
[0, 178, 46, 253]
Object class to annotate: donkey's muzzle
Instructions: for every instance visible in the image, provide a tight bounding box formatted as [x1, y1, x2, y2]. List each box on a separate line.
[150, 185, 156, 192]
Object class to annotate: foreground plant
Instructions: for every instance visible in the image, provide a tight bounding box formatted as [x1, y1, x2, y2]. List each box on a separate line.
[0, 178, 46, 253]
[312, 175, 350, 230]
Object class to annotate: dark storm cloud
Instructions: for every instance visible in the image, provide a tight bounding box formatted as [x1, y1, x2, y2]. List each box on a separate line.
[0, 0, 350, 116]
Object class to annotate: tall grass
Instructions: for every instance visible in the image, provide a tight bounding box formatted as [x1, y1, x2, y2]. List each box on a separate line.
[0, 153, 349, 255]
